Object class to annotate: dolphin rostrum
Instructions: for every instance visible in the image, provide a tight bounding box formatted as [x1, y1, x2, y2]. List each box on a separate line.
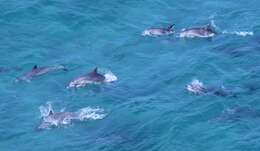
[17, 65, 67, 81]
[142, 24, 175, 36]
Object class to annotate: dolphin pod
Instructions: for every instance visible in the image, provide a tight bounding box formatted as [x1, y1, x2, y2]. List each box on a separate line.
[7, 20, 253, 131]
[142, 22, 217, 38]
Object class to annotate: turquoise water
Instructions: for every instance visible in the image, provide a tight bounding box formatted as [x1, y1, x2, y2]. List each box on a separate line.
[1, 0, 260, 150]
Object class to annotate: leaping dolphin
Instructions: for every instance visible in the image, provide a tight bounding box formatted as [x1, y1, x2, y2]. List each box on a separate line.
[142, 24, 175, 36]
[67, 67, 109, 88]
[17, 65, 67, 82]
[180, 23, 216, 38]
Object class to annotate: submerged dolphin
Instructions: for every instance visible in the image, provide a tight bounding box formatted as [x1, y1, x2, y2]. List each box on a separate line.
[214, 106, 260, 122]
[180, 23, 216, 38]
[186, 79, 233, 97]
[67, 67, 106, 88]
[17, 65, 67, 81]
[142, 24, 175, 36]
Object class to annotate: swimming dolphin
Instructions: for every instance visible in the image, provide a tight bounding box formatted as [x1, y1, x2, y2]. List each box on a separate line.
[214, 106, 260, 122]
[37, 103, 106, 130]
[37, 110, 77, 130]
[17, 65, 67, 81]
[180, 23, 216, 38]
[67, 67, 106, 88]
[142, 24, 175, 36]
[186, 79, 233, 97]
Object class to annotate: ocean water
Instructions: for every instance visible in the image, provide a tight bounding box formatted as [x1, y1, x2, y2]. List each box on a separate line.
[1, 0, 260, 150]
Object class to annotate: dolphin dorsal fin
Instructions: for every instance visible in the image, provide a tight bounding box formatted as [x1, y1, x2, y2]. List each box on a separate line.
[32, 65, 38, 71]
[92, 67, 98, 74]
[167, 24, 175, 30]
[49, 110, 54, 115]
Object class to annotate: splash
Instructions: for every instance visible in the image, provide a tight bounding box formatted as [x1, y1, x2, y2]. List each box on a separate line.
[37, 103, 106, 130]
[104, 71, 118, 83]
[186, 79, 207, 95]
[39, 102, 53, 118]
[77, 107, 106, 121]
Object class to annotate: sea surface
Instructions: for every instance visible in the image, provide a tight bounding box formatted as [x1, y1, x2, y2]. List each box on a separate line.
[1, 0, 260, 151]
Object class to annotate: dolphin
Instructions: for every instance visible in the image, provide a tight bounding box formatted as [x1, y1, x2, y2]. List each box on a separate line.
[186, 79, 234, 97]
[142, 24, 175, 36]
[214, 106, 260, 122]
[37, 103, 106, 130]
[17, 65, 67, 81]
[180, 23, 216, 38]
[67, 67, 106, 88]
[37, 110, 77, 130]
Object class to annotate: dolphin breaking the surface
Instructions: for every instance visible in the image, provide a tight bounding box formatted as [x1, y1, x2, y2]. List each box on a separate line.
[180, 23, 216, 38]
[186, 79, 233, 97]
[37, 103, 106, 130]
[17, 65, 67, 82]
[67, 67, 117, 88]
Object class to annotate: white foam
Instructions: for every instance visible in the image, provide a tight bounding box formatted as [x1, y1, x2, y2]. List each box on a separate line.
[142, 30, 151, 36]
[104, 71, 118, 83]
[39, 102, 53, 118]
[222, 31, 254, 36]
[76, 107, 106, 121]
[186, 79, 206, 94]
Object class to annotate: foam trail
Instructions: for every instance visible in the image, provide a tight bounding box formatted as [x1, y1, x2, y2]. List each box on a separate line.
[77, 107, 106, 121]
[222, 31, 254, 36]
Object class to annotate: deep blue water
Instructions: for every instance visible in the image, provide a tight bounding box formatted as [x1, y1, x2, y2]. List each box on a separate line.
[1, 0, 260, 150]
